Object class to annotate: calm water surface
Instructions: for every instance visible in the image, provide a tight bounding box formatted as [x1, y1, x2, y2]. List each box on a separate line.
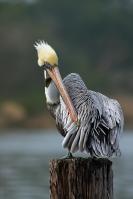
[0, 130, 132, 199]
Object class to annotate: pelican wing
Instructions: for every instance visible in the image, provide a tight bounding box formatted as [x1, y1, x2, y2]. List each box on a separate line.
[85, 91, 124, 157]
[56, 97, 78, 150]
[56, 73, 124, 157]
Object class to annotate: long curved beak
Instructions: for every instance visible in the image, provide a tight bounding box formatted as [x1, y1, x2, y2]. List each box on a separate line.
[46, 67, 78, 123]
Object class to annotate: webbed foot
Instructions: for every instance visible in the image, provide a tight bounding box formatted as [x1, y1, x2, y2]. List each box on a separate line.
[60, 151, 73, 159]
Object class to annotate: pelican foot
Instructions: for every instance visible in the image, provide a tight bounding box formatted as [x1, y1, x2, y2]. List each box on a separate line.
[60, 152, 73, 159]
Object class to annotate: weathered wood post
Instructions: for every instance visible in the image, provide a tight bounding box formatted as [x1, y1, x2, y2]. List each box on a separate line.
[50, 157, 113, 199]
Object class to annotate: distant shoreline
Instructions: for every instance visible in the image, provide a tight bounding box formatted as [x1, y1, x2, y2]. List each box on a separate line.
[0, 95, 132, 130]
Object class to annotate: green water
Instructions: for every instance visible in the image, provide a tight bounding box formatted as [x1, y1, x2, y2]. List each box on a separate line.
[0, 130, 132, 199]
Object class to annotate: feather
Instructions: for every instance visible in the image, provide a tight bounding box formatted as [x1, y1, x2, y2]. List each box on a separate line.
[79, 127, 86, 152]
[62, 123, 78, 148]
[47, 73, 124, 157]
[70, 130, 80, 153]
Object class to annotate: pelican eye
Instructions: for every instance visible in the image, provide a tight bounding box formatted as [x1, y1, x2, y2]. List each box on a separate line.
[43, 62, 53, 70]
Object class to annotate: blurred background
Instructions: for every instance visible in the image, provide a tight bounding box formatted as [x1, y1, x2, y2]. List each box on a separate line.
[0, 0, 133, 199]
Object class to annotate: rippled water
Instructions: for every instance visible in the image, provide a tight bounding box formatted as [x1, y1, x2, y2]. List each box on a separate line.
[0, 130, 132, 199]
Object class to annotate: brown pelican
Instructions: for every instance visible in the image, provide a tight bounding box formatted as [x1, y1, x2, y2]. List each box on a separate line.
[34, 41, 124, 158]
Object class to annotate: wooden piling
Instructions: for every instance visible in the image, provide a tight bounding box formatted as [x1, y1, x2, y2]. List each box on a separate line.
[50, 157, 113, 199]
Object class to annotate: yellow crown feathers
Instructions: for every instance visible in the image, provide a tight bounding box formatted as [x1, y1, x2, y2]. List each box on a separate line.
[34, 41, 58, 66]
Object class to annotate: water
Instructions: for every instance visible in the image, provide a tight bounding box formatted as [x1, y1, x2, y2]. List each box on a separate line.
[0, 130, 132, 199]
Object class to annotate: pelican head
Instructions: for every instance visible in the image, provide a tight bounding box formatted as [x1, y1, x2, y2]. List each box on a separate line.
[34, 41, 78, 124]
[34, 41, 58, 68]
